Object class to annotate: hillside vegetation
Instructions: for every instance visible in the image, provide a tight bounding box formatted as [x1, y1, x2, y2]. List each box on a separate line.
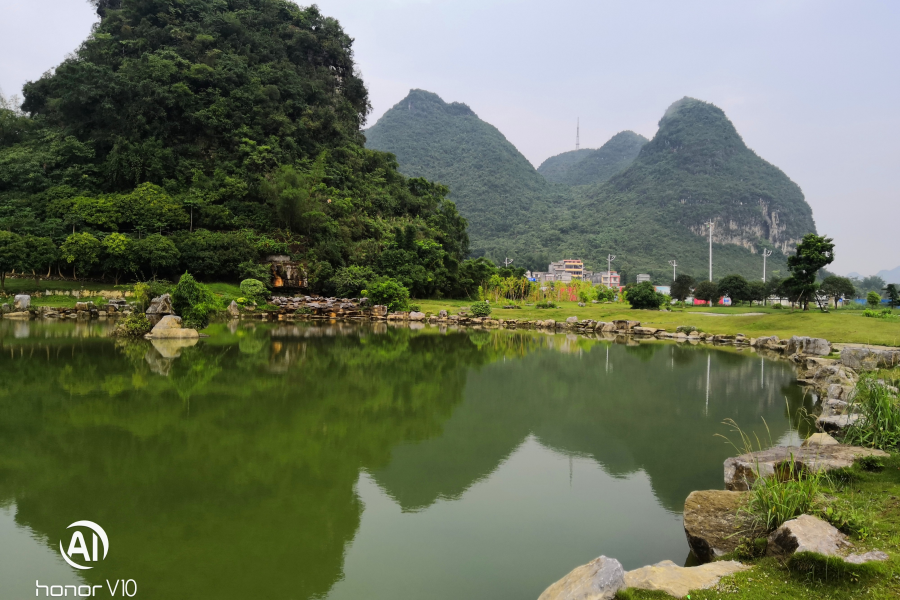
[367, 91, 817, 283]
[538, 131, 648, 187]
[0, 0, 469, 296]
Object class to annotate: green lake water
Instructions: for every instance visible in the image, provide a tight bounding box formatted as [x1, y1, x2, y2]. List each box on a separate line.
[0, 320, 813, 599]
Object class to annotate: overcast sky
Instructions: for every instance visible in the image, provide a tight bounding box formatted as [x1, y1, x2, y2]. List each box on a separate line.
[2, 0, 897, 275]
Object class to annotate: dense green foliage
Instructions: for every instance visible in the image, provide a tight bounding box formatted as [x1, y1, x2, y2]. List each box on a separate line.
[362, 277, 410, 312]
[626, 281, 665, 310]
[537, 131, 647, 186]
[239, 278, 268, 305]
[469, 300, 491, 317]
[367, 92, 816, 283]
[112, 312, 153, 338]
[694, 280, 719, 304]
[783, 234, 834, 310]
[171, 272, 216, 328]
[0, 0, 470, 296]
[718, 274, 750, 304]
[819, 275, 856, 308]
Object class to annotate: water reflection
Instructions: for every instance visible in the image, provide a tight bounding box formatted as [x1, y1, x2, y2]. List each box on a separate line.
[0, 321, 810, 600]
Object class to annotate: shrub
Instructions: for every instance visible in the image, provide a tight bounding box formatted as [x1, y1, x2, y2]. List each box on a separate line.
[237, 261, 272, 285]
[772, 303, 783, 309]
[330, 265, 377, 298]
[535, 300, 556, 309]
[112, 313, 152, 338]
[240, 279, 268, 305]
[843, 376, 900, 450]
[676, 325, 699, 334]
[744, 455, 826, 530]
[470, 300, 491, 317]
[627, 281, 664, 310]
[362, 278, 410, 313]
[866, 291, 881, 307]
[172, 272, 216, 329]
[408, 304, 421, 313]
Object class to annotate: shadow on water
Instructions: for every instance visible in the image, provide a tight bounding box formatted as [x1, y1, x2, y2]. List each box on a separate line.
[0, 321, 811, 600]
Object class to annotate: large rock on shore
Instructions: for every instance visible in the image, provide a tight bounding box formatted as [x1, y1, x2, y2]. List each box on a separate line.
[537, 556, 625, 600]
[724, 445, 889, 491]
[840, 347, 900, 371]
[14, 295, 30, 310]
[145, 315, 199, 339]
[623, 560, 749, 598]
[683, 490, 759, 562]
[766, 514, 851, 557]
[785, 336, 831, 356]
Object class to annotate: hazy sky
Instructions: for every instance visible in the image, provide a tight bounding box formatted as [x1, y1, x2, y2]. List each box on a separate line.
[2, 0, 898, 275]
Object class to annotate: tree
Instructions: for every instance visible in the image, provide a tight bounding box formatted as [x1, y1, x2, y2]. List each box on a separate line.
[670, 274, 695, 302]
[627, 282, 664, 310]
[171, 272, 215, 329]
[102, 233, 135, 285]
[362, 278, 410, 313]
[693, 281, 719, 305]
[747, 281, 769, 306]
[884, 284, 900, 309]
[867, 291, 882, 308]
[819, 275, 856, 309]
[21, 235, 57, 285]
[59, 232, 101, 280]
[784, 234, 835, 311]
[717, 274, 750, 305]
[0, 231, 25, 292]
[330, 266, 377, 298]
[135, 234, 180, 280]
[860, 275, 886, 294]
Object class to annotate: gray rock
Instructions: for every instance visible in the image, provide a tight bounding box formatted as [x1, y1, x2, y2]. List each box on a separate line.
[13, 295, 30, 310]
[633, 326, 659, 335]
[724, 444, 889, 491]
[624, 560, 749, 598]
[577, 302, 586, 307]
[801, 433, 839, 447]
[566, 316, 578, 324]
[409, 311, 426, 321]
[227, 300, 241, 318]
[683, 490, 758, 562]
[146, 293, 175, 315]
[785, 336, 832, 356]
[844, 550, 890, 564]
[841, 347, 900, 371]
[537, 556, 625, 600]
[767, 514, 851, 557]
[816, 413, 861, 433]
[438, 310, 448, 318]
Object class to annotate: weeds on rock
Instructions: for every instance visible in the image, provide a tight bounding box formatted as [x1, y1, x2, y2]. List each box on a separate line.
[843, 375, 900, 451]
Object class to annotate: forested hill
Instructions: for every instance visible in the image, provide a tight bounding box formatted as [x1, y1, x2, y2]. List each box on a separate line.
[364, 89, 571, 267]
[538, 131, 648, 187]
[563, 97, 817, 281]
[0, 0, 471, 298]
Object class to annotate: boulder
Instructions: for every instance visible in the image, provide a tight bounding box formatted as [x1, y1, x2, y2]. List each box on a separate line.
[439, 310, 448, 318]
[543, 319, 556, 329]
[816, 413, 861, 434]
[4, 311, 30, 319]
[537, 556, 625, 600]
[801, 433, 839, 447]
[633, 326, 659, 335]
[840, 347, 900, 371]
[623, 560, 749, 598]
[146, 315, 200, 340]
[227, 301, 241, 318]
[409, 311, 426, 321]
[785, 336, 832, 356]
[767, 514, 851, 558]
[370, 305, 388, 317]
[683, 490, 758, 562]
[724, 444, 889, 491]
[146, 293, 175, 315]
[0, 303, 10, 314]
[566, 316, 578, 324]
[13, 294, 30, 310]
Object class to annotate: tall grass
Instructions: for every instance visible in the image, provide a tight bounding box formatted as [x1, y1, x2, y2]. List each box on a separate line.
[843, 376, 900, 450]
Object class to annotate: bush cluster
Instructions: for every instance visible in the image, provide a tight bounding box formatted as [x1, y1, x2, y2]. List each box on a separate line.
[469, 301, 491, 317]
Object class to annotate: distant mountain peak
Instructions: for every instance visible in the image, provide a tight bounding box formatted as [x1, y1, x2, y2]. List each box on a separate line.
[538, 130, 648, 187]
[394, 89, 477, 118]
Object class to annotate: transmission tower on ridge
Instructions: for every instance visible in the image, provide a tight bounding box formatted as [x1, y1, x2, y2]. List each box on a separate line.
[576, 118, 580, 150]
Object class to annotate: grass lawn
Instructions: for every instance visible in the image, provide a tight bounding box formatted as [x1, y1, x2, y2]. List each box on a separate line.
[616, 453, 900, 599]
[415, 300, 900, 347]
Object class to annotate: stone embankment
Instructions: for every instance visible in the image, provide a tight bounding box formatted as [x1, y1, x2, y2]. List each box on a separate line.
[0, 295, 130, 321]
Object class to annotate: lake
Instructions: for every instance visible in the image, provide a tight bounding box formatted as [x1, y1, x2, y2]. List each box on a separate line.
[0, 320, 812, 600]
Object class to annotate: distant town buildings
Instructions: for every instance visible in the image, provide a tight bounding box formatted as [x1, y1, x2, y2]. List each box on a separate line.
[527, 259, 621, 288]
[636, 274, 651, 284]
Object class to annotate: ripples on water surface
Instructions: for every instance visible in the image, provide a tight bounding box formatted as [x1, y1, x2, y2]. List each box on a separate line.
[0, 320, 812, 600]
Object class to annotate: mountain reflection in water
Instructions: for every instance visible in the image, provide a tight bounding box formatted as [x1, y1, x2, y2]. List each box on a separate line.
[0, 321, 811, 600]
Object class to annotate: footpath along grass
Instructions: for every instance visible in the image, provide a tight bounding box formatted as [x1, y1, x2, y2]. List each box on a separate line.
[416, 300, 900, 347]
[616, 453, 900, 600]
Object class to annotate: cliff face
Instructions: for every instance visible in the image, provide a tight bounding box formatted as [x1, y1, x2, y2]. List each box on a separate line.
[606, 97, 816, 255]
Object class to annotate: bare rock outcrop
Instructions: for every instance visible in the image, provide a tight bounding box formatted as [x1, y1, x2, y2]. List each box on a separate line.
[683, 490, 761, 562]
[537, 556, 625, 600]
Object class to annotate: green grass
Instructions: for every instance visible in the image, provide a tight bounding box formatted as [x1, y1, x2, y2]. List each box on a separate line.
[415, 300, 900, 346]
[616, 454, 900, 599]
